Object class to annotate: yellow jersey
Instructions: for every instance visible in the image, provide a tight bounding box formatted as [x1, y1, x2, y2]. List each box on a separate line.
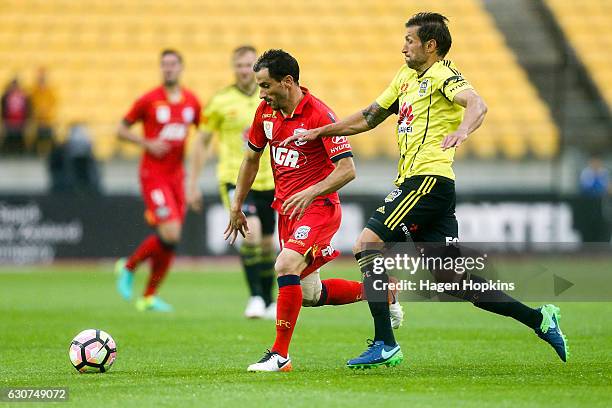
[201, 85, 274, 191]
[376, 60, 473, 184]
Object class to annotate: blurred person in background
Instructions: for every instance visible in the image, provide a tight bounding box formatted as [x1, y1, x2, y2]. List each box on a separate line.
[1, 77, 31, 155]
[114, 49, 204, 312]
[579, 154, 609, 197]
[30, 67, 58, 156]
[188, 45, 277, 320]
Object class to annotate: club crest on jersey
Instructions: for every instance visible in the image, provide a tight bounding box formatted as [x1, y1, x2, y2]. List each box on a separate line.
[156, 106, 170, 123]
[263, 121, 273, 140]
[294, 226, 311, 240]
[385, 189, 402, 203]
[182, 107, 195, 123]
[293, 128, 308, 146]
[418, 79, 430, 97]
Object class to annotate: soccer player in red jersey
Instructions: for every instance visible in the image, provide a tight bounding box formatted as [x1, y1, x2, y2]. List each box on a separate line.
[225, 50, 403, 372]
[114, 49, 203, 312]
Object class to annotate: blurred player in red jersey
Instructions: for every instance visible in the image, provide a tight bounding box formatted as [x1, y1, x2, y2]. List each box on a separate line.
[115, 49, 203, 312]
[225, 50, 403, 372]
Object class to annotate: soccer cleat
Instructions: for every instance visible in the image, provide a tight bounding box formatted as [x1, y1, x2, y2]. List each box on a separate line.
[535, 304, 569, 362]
[115, 258, 134, 300]
[247, 350, 292, 372]
[388, 276, 404, 329]
[263, 302, 277, 320]
[136, 295, 174, 312]
[244, 296, 266, 319]
[347, 339, 403, 369]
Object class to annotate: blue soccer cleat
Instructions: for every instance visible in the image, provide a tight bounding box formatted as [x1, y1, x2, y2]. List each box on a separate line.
[115, 258, 134, 301]
[535, 304, 569, 362]
[136, 296, 174, 312]
[347, 340, 403, 369]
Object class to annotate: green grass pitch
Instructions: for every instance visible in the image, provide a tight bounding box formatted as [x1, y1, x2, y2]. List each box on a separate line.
[1, 260, 611, 407]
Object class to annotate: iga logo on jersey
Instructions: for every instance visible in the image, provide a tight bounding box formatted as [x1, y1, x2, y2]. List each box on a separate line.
[271, 146, 301, 168]
[159, 123, 187, 141]
[156, 106, 171, 123]
[294, 226, 311, 240]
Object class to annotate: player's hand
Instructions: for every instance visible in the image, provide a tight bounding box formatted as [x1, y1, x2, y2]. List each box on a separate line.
[187, 184, 203, 213]
[441, 129, 469, 151]
[282, 186, 317, 220]
[144, 139, 171, 157]
[280, 127, 322, 147]
[224, 208, 249, 245]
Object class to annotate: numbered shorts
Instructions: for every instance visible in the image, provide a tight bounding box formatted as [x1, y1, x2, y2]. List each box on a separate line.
[366, 175, 458, 243]
[279, 202, 341, 279]
[220, 183, 276, 236]
[141, 178, 185, 226]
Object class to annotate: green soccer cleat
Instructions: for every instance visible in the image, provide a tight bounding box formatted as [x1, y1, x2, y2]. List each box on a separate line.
[136, 296, 174, 312]
[115, 258, 134, 301]
[535, 304, 569, 362]
[346, 340, 403, 369]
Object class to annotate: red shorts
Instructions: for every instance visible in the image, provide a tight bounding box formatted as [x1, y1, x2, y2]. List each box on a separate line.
[278, 202, 341, 279]
[141, 177, 185, 226]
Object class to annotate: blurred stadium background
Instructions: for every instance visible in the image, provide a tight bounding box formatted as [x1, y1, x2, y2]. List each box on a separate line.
[0, 0, 610, 263]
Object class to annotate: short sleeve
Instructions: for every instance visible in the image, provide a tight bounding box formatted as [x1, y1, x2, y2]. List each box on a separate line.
[375, 67, 403, 114]
[123, 95, 148, 125]
[438, 67, 474, 102]
[247, 102, 268, 152]
[200, 96, 221, 133]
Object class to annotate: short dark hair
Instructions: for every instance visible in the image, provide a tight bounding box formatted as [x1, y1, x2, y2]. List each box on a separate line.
[406, 12, 452, 57]
[160, 49, 183, 64]
[253, 49, 299, 83]
[233, 45, 257, 58]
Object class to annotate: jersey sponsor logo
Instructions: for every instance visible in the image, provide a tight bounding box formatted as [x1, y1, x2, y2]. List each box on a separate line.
[384, 189, 402, 203]
[398, 103, 414, 134]
[399, 222, 410, 238]
[156, 106, 171, 123]
[330, 143, 351, 155]
[263, 121, 274, 140]
[262, 112, 277, 118]
[376, 206, 385, 214]
[159, 123, 187, 141]
[418, 79, 430, 97]
[287, 238, 306, 247]
[271, 146, 300, 168]
[292, 128, 308, 146]
[182, 107, 195, 123]
[294, 225, 311, 240]
[332, 136, 347, 144]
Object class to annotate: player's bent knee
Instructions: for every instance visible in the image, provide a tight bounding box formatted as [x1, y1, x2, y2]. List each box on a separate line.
[274, 250, 305, 277]
[300, 271, 322, 307]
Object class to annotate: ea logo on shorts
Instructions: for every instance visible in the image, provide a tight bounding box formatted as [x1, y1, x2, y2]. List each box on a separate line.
[294, 226, 311, 240]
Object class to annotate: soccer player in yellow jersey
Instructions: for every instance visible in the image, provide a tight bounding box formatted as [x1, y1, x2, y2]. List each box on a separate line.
[284, 13, 568, 367]
[188, 46, 277, 319]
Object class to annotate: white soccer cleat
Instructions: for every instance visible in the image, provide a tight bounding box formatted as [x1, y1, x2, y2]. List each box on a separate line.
[390, 301, 404, 329]
[263, 302, 277, 320]
[247, 350, 292, 372]
[244, 296, 266, 319]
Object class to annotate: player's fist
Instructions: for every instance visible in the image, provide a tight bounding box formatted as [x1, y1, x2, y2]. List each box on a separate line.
[144, 139, 171, 157]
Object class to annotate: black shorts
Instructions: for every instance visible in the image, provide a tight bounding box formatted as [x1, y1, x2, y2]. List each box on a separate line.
[220, 183, 276, 236]
[366, 175, 458, 243]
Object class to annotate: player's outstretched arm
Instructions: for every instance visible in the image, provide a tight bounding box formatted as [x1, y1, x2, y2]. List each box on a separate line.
[281, 102, 393, 147]
[186, 130, 213, 212]
[224, 148, 263, 244]
[441, 89, 488, 150]
[117, 119, 169, 158]
[282, 156, 356, 220]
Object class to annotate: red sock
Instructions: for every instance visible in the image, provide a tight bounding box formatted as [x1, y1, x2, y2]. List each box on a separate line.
[143, 244, 175, 297]
[271, 275, 302, 358]
[321, 279, 364, 305]
[125, 234, 163, 271]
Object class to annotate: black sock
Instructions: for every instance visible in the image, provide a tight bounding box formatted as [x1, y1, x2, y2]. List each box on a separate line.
[355, 250, 396, 346]
[456, 274, 543, 329]
[240, 244, 262, 297]
[258, 248, 276, 306]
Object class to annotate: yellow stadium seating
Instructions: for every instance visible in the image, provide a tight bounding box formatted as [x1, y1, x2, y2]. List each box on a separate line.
[546, 0, 612, 110]
[0, 0, 558, 161]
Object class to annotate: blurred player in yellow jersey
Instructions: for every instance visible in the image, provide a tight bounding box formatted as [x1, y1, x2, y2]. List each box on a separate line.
[188, 46, 276, 319]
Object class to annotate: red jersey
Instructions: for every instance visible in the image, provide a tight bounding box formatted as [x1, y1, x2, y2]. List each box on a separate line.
[248, 88, 353, 214]
[123, 86, 202, 180]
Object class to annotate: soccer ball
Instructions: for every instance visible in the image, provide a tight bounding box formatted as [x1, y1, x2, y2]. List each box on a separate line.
[69, 329, 117, 373]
